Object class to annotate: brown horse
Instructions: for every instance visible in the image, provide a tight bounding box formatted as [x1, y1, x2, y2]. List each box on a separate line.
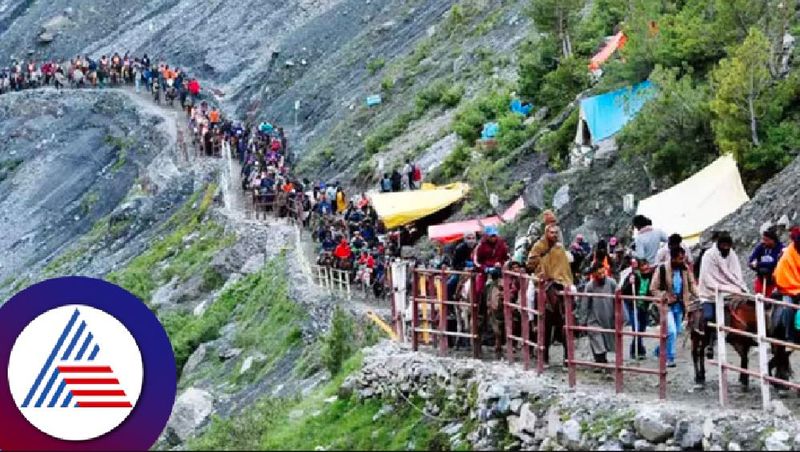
[691, 296, 794, 390]
[542, 281, 568, 366]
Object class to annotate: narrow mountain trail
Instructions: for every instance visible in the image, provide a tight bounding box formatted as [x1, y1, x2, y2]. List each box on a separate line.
[112, 86, 393, 324]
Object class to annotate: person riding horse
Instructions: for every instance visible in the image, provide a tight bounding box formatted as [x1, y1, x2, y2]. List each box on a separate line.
[694, 233, 751, 387]
[526, 224, 575, 366]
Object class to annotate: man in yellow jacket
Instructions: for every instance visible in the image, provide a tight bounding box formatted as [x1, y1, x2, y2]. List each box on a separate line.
[526, 224, 574, 365]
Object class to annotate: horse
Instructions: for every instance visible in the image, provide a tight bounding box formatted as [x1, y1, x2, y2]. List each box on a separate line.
[484, 271, 509, 358]
[540, 280, 568, 366]
[451, 273, 474, 350]
[690, 294, 795, 390]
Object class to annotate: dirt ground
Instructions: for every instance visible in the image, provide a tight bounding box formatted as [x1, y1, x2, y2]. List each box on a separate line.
[413, 324, 800, 412]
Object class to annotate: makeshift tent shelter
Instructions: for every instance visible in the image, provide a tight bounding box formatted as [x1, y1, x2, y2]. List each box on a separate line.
[588, 31, 627, 74]
[369, 182, 470, 230]
[428, 197, 526, 244]
[573, 80, 656, 165]
[636, 154, 750, 245]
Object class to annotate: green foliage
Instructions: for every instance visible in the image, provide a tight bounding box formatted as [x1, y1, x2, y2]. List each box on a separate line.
[105, 134, 135, 173]
[415, 80, 465, 114]
[710, 28, 772, 161]
[321, 307, 355, 376]
[364, 111, 415, 156]
[161, 256, 305, 378]
[536, 108, 579, 169]
[380, 76, 394, 93]
[618, 65, 715, 182]
[200, 267, 225, 292]
[453, 89, 513, 144]
[366, 58, 386, 75]
[106, 184, 233, 302]
[517, 34, 559, 101]
[437, 143, 472, 181]
[440, 83, 466, 108]
[574, 0, 627, 56]
[537, 56, 590, 110]
[527, 0, 586, 57]
[190, 352, 443, 451]
[0, 158, 23, 182]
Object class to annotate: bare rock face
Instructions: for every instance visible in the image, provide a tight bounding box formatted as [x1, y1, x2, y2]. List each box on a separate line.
[163, 388, 215, 446]
[0, 90, 170, 292]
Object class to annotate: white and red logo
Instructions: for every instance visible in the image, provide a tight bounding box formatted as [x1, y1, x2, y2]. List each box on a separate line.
[7, 305, 144, 441]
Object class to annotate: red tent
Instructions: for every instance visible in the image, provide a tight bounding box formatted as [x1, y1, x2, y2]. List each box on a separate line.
[428, 197, 525, 244]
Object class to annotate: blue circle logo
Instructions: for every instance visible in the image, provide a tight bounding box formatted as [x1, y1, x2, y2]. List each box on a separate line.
[0, 277, 177, 450]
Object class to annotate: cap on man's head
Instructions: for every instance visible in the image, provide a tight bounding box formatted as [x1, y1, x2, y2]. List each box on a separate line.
[484, 225, 499, 236]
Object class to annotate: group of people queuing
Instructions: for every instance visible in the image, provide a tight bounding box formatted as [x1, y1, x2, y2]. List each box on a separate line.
[431, 208, 800, 370]
[306, 181, 420, 299]
[0, 54, 203, 108]
[378, 159, 424, 192]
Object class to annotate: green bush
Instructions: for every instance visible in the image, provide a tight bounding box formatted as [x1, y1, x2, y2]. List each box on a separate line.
[536, 109, 579, 169]
[438, 143, 472, 180]
[366, 57, 386, 75]
[440, 84, 465, 107]
[321, 307, 354, 376]
[537, 56, 590, 110]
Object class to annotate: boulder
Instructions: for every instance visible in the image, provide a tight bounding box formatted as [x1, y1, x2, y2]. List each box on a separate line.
[518, 403, 538, 435]
[765, 430, 791, 451]
[674, 419, 703, 449]
[559, 419, 582, 449]
[164, 388, 214, 445]
[634, 410, 674, 443]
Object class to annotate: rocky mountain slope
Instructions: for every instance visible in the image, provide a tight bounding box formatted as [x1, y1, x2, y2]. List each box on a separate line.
[4, 0, 800, 450]
[0, 88, 194, 294]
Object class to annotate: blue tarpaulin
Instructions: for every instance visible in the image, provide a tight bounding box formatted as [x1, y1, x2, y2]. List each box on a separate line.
[481, 122, 500, 139]
[579, 80, 655, 143]
[510, 99, 533, 116]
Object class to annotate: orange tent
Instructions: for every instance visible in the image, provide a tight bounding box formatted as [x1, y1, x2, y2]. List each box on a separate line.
[588, 31, 627, 71]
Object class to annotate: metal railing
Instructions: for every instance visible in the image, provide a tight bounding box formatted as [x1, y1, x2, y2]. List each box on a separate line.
[311, 265, 352, 300]
[563, 290, 669, 399]
[405, 267, 671, 399]
[410, 268, 481, 359]
[709, 287, 800, 409]
[502, 271, 546, 373]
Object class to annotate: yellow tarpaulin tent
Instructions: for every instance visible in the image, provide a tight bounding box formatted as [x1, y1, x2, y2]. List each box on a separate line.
[636, 154, 750, 245]
[369, 182, 470, 229]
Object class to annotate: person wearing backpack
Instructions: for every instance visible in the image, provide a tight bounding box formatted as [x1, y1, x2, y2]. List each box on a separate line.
[651, 247, 700, 367]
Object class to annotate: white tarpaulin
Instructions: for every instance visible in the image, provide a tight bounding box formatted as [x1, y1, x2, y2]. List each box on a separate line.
[636, 154, 750, 244]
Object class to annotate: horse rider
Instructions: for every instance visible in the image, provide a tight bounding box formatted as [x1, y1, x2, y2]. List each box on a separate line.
[526, 224, 574, 365]
[697, 232, 749, 358]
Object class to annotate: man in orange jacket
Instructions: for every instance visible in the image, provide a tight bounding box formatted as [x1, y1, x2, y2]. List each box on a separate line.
[775, 226, 800, 341]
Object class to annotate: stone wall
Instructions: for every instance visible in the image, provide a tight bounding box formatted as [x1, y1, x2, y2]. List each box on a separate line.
[341, 341, 800, 451]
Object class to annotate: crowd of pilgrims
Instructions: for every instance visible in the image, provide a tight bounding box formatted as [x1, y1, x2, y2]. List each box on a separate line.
[6, 52, 800, 374]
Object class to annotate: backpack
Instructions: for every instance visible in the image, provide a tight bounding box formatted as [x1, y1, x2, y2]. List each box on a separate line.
[412, 165, 422, 182]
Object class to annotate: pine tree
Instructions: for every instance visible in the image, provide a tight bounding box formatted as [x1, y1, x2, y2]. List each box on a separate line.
[710, 27, 773, 160]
